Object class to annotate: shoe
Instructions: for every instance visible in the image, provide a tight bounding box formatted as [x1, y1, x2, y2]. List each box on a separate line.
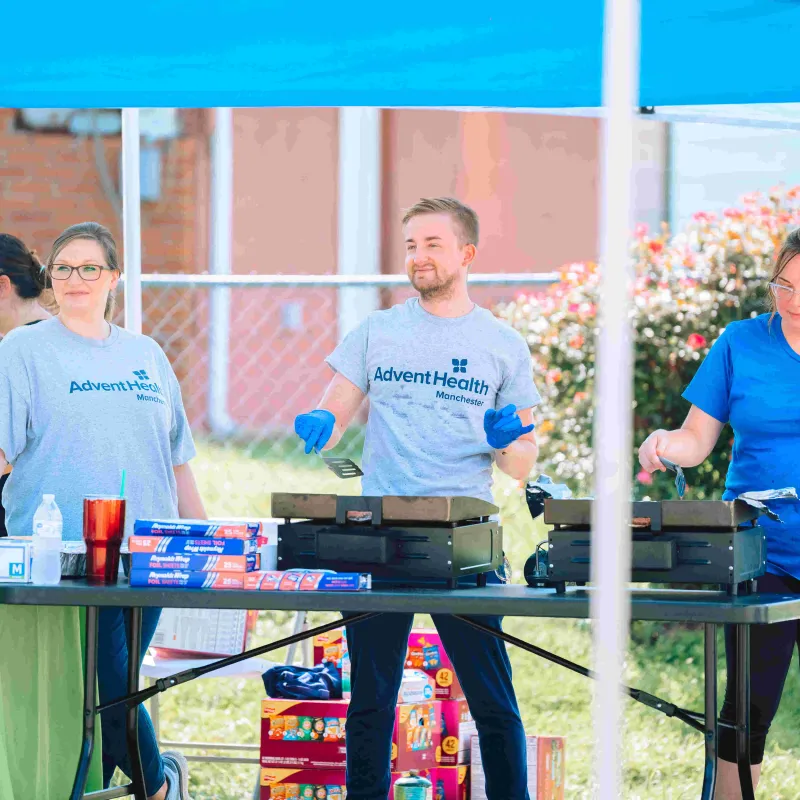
[161, 750, 191, 800]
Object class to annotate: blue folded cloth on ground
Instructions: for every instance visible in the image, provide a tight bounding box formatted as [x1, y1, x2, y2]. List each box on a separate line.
[263, 662, 342, 700]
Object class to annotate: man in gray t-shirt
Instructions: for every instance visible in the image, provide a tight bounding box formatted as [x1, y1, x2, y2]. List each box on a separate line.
[325, 293, 540, 503]
[294, 198, 540, 800]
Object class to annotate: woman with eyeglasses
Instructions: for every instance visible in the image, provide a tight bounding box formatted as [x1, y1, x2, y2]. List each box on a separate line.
[0, 222, 205, 800]
[0, 233, 104, 798]
[638, 228, 800, 798]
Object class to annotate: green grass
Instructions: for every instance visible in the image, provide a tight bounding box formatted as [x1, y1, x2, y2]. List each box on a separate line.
[143, 440, 800, 799]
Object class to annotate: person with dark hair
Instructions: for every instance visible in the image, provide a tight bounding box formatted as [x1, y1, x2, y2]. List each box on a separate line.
[0, 233, 51, 336]
[639, 227, 800, 798]
[0, 234, 51, 538]
[0, 222, 205, 800]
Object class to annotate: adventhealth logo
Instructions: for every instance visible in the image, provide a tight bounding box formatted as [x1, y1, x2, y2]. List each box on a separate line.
[373, 357, 489, 398]
[69, 369, 164, 400]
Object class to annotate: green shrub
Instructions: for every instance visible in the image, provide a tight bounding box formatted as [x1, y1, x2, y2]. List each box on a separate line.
[496, 186, 800, 499]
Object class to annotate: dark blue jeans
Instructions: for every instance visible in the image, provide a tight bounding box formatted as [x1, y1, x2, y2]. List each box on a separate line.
[343, 578, 529, 800]
[98, 607, 165, 795]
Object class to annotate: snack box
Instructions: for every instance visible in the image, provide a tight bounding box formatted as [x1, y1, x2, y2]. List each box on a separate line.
[391, 701, 441, 773]
[261, 700, 349, 769]
[432, 766, 469, 800]
[436, 699, 475, 767]
[312, 628, 351, 698]
[130, 552, 258, 573]
[245, 571, 371, 592]
[128, 536, 258, 556]
[133, 519, 261, 539]
[0, 537, 33, 583]
[313, 629, 347, 672]
[406, 630, 464, 701]
[262, 699, 442, 773]
[128, 569, 245, 590]
[260, 768, 346, 799]
[397, 669, 436, 704]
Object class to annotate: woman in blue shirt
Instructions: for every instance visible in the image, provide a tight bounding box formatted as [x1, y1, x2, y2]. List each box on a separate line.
[639, 228, 800, 798]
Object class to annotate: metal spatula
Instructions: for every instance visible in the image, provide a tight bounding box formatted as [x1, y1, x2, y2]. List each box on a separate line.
[316, 449, 364, 479]
[659, 457, 686, 499]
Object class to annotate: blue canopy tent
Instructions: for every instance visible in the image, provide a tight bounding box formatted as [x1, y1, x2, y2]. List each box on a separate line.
[2, 0, 800, 108]
[3, 2, 799, 797]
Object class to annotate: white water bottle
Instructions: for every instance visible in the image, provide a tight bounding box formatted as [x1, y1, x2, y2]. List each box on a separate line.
[31, 494, 63, 585]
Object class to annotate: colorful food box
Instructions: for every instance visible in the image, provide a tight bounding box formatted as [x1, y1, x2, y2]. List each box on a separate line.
[397, 669, 436, 704]
[259, 768, 346, 799]
[435, 700, 475, 767]
[431, 766, 469, 800]
[391, 701, 441, 773]
[261, 700, 349, 769]
[406, 630, 464, 701]
[313, 628, 351, 698]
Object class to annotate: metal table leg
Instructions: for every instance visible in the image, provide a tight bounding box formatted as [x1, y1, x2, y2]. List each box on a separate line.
[71, 606, 100, 800]
[736, 623, 755, 800]
[699, 624, 717, 800]
[127, 607, 147, 800]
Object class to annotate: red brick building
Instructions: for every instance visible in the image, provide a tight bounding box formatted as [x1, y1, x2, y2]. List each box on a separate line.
[0, 108, 667, 432]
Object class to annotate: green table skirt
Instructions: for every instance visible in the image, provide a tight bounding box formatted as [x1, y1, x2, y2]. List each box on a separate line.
[0, 605, 103, 799]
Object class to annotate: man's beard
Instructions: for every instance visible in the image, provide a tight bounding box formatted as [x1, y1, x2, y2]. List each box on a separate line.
[413, 271, 458, 301]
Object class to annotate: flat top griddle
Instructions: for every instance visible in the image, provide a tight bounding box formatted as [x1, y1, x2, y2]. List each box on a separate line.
[544, 499, 759, 529]
[271, 493, 499, 523]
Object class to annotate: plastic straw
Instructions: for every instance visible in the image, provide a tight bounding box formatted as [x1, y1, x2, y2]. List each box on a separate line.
[120, 470, 126, 499]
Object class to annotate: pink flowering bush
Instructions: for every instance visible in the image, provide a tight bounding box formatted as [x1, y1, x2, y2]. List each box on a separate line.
[496, 186, 800, 499]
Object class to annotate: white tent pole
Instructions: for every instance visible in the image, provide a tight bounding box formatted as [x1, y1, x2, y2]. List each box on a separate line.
[591, 0, 640, 797]
[337, 107, 382, 341]
[209, 107, 235, 435]
[121, 109, 143, 334]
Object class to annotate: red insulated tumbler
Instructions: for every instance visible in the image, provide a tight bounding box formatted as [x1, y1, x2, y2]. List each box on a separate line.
[83, 496, 126, 585]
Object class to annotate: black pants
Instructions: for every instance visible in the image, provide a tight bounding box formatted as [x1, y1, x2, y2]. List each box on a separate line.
[719, 572, 800, 764]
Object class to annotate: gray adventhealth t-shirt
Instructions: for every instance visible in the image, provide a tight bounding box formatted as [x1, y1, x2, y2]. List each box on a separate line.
[0, 318, 196, 540]
[326, 298, 541, 503]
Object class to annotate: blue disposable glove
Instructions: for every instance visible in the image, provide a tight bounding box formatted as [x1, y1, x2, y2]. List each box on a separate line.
[483, 404, 535, 450]
[294, 409, 336, 455]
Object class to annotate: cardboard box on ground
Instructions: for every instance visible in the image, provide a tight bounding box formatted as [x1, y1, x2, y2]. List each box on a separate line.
[470, 735, 565, 800]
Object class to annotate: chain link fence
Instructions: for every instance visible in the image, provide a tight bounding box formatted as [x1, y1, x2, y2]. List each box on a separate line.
[114, 274, 556, 518]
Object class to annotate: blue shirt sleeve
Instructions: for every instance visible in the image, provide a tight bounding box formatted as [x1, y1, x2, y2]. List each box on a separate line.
[681, 327, 733, 424]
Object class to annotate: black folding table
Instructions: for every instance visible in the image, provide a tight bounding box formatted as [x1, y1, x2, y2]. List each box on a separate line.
[2, 582, 798, 800]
